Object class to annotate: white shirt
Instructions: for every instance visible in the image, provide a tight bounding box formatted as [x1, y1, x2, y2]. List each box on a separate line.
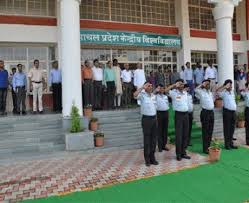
[219, 90, 237, 111]
[92, 66, 103, 81]
[180, 71, 184, 80]
[121, 69, 132, 83]
[187, 94, 193, 112]
[195, 88, 214, 110]
[184, 68, 193, 81]
[136, 90, 157, 116]
[134, 69, 146, 88]
[169, 89, 189, 112]
[156, 94, 169, 111]
[205, 66, 218, 82]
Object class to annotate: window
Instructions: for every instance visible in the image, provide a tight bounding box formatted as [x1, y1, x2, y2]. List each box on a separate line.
[80, 0, 176, 27]
[0, 0, 56, 17]
[189, 0, 237, 32]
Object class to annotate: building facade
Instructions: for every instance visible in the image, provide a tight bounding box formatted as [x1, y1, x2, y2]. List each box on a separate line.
[0, 0, 248, 116]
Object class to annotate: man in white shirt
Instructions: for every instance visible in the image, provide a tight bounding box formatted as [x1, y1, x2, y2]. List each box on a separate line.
[92, 59, 103, 110]
[180, 66, 185, 80]
[184, 62, 194, 96]
[184, 84, 193, 147]
[204, 61, 218, 95]
[133, 63, 146, 89]
[121, 63, 133, 107]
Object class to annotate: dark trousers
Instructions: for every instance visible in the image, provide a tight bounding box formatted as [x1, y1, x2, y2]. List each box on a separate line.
[201, 109, 214, 152]
[52, 83, 62, 111]
[106, 81, 115, 109]
[175, 111, 189, 156]
[122, 82, 132, 106]
[12, 88, 17, 112]
[187, 112, 193, 145]
[223, 108, 236, 148]
[142, 115, 157, 163]
[16, 87, 26, 112]
[0, 88, 7, 113]
[245, 107, 249, 145]
[157, 111, 169, 151]
[83, 79, 93, 106]
[93, 81, 102, 109]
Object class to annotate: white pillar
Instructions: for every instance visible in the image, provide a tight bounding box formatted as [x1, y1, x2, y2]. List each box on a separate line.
[58, 0, 83, 117]
[175, 0, 191, 70]
[209, 0, 242, 85]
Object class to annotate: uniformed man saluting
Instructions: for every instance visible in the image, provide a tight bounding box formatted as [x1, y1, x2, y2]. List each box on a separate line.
[195, 79, 214, 154]
[217, 79, 238, 150]
[134, 82, 159, 167]
[165, 79, 191, 161]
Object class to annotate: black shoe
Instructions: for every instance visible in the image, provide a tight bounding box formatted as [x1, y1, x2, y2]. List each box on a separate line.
[32, 111, 37, 114]
[145, 162, 151, 167]
[39, 111, 43, 114]
[233, 138, 237, 141]
[22, 111, 27, 115]
[162, 147, 169, 151]
[181, 155, 191, 159]
[188, 143, 193, 146]
[225, 146, 231, 150]
[151, 160, 159, 165]
[176, 155, 182, 161]
[158, 149, 163, 153]
[231, 145, 238, 149]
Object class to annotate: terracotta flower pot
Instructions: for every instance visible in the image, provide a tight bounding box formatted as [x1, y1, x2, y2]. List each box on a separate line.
[84, 107, 92, 118]
[237, 121, 245, 128]
[90, 121, 98, 131]
[214, 99, 223, 108]
[95, 137, 104, 147]
[208, 148, 221, 162]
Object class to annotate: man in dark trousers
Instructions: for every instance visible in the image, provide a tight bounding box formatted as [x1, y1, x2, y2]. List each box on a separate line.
[217, 79, 238, 150]
[92, 59, 103, 110]
[195, 80, 214, 153]
[240, 83, 249, 145]
[49, 61, 62, 112]
[134, 82, 158, 167]
[13, 64, 27, 115]
[155, 84, 169, 152]
[166, 79, 190, 161]
[9, 67, 17, 114]
[0, 60, 8, 116]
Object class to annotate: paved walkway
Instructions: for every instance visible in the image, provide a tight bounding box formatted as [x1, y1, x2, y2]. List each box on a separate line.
[0, 146, 208, 203]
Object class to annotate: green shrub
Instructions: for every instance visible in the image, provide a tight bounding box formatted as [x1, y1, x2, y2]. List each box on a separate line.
[70, 104, 83, 133]
[210, 139, 221, 150]
[237, 111, 245, 121]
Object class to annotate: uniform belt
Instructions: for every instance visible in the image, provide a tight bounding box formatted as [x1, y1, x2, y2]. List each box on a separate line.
[202, 108, 213, 112]
[52, 83, 61, 85]
[16, 86, 25, 88]
[208, 78, 215, 80]
[157, 110, 168, 113]
[32, 81, 42, 83]
[123, 82, 132, 84]
[142, 115, 156, 119]
[223, 108, 235, 112]
[84, 79, 92, 81]
[175, 111, 188, 114]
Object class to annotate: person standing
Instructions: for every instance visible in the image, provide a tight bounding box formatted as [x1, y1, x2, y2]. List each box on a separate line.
[195, 80, 214, 154]
[13, 64, 27, 115]
[184, 62, 194, 96]
[166, 79, 191, 161]
[184, 84, 193, 146]
[28, 59, 44, 114]
[179, 65, 185, 80]
[9, 67, 17, 114]
[155, 67, 165, 87]
[134, 82, 158, 167]
[170, 65, 180, 84]
[164, 67, 172, 86]
[155, 84, 169, 152]
[147, 71, 156, 89]
[194, 62, 204, 86]
[237, 68, 247, 93]
[204, 61, 218, 95]
[240, 83, 249, 145]
[103, 61, 116, 109]
[0, 60, 8, 116]
[49, 61, 62, 113]
[113, 59, 122, 108]
[82, 60, 94, 107]
[92, 59, 103, 110]
[217, 79, 238, 150]
[121, 63, 133, 107]
[133, 63, 146, 89]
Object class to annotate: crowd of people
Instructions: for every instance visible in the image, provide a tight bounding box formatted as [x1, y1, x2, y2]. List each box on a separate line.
[135, 77, 249, 167]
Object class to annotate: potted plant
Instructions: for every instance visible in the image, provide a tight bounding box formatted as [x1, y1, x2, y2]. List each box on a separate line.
[237, 111, 245, 128]
[65, 104, 94, 151]
[214, 97, 223, 108]
[83, 104, 92, 118]
[208, 139, 221, 162]
[235, 95, 241, 104]
[94, 132, 104, 147]
[90, 117, 98, 131]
